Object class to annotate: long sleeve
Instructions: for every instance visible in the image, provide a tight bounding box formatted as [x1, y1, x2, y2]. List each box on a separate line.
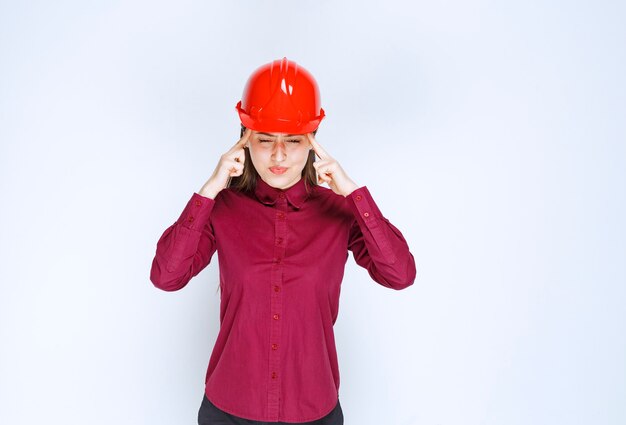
[346, 186, 416, 290]
[150, 192, 218, 292]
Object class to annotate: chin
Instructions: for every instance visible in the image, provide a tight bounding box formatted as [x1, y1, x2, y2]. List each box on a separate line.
[264, 173, 295, 187]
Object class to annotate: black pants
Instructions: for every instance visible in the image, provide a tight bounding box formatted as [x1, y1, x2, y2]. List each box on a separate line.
[197, 394, 344, 425]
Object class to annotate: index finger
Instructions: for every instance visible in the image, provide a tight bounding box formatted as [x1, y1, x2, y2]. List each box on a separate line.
[230, 127, 252, 152]
[307, 132, 330, 160]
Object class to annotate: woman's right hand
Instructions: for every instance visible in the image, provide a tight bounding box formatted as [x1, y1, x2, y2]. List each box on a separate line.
[198, 128, 252, 199]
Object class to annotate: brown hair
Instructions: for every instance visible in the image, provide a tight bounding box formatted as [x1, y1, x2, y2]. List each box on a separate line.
[227, 124, 319, 194]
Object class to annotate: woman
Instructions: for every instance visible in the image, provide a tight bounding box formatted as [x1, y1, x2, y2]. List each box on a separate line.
[150, 57, 417, 425]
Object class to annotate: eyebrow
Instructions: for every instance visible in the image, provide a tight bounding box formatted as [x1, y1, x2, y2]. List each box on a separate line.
[257, 132, 303, 137]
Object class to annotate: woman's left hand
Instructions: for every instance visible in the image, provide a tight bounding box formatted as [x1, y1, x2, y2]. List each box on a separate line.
[307, 133, 360, 197]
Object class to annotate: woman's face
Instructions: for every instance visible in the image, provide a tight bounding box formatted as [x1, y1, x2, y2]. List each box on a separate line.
[246, 130, 313, 189]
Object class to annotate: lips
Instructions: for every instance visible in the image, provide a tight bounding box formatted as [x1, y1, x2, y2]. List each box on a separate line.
[270, 166, 288, 175]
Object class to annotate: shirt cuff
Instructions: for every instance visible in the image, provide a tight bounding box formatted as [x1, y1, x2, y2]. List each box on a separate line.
[176, 192, 216, 231]
[345, 186, 384, 229]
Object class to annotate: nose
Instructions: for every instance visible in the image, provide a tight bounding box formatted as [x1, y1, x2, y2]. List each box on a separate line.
[271, 141, 287, 162]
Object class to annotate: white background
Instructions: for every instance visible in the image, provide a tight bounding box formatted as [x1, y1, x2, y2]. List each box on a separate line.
[1, 1, 625, 424]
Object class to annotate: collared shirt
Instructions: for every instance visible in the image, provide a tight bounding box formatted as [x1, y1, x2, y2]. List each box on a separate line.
[150, 177, 416, 423]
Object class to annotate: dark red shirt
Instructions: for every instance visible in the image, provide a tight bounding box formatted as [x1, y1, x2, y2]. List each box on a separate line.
[150, 177, 416, 422]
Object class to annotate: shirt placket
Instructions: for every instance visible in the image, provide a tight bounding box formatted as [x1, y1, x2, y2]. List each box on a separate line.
[267, 192, 288, 420]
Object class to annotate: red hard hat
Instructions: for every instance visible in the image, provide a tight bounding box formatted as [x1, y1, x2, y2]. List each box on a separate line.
[236, 57, 325, 134]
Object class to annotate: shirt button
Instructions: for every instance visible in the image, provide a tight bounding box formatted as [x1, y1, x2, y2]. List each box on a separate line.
[274, 285, 280, 292]
[273, 314, 280, 320]
[363, 212, 370, 218]
[272, 343, 278, 350]
[355, 195, 362, 201]
[274, 257, 281, 264]
[195, 200, 202, 206]
[277, 212, 285, 219]
[187, 216, 195, 222]
[271, 372, 277, 379]
[278, 193, 285, 199]
[276, 237, 283, 245]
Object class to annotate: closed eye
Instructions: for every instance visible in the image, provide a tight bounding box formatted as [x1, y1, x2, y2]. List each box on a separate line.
[259, 139, 301, 144]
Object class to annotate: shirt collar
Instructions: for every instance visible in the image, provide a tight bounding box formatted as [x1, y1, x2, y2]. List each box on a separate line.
[254, 176, 311, 209]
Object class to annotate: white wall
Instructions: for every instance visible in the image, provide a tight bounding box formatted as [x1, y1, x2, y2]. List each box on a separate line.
[1, 1, 624, 424]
